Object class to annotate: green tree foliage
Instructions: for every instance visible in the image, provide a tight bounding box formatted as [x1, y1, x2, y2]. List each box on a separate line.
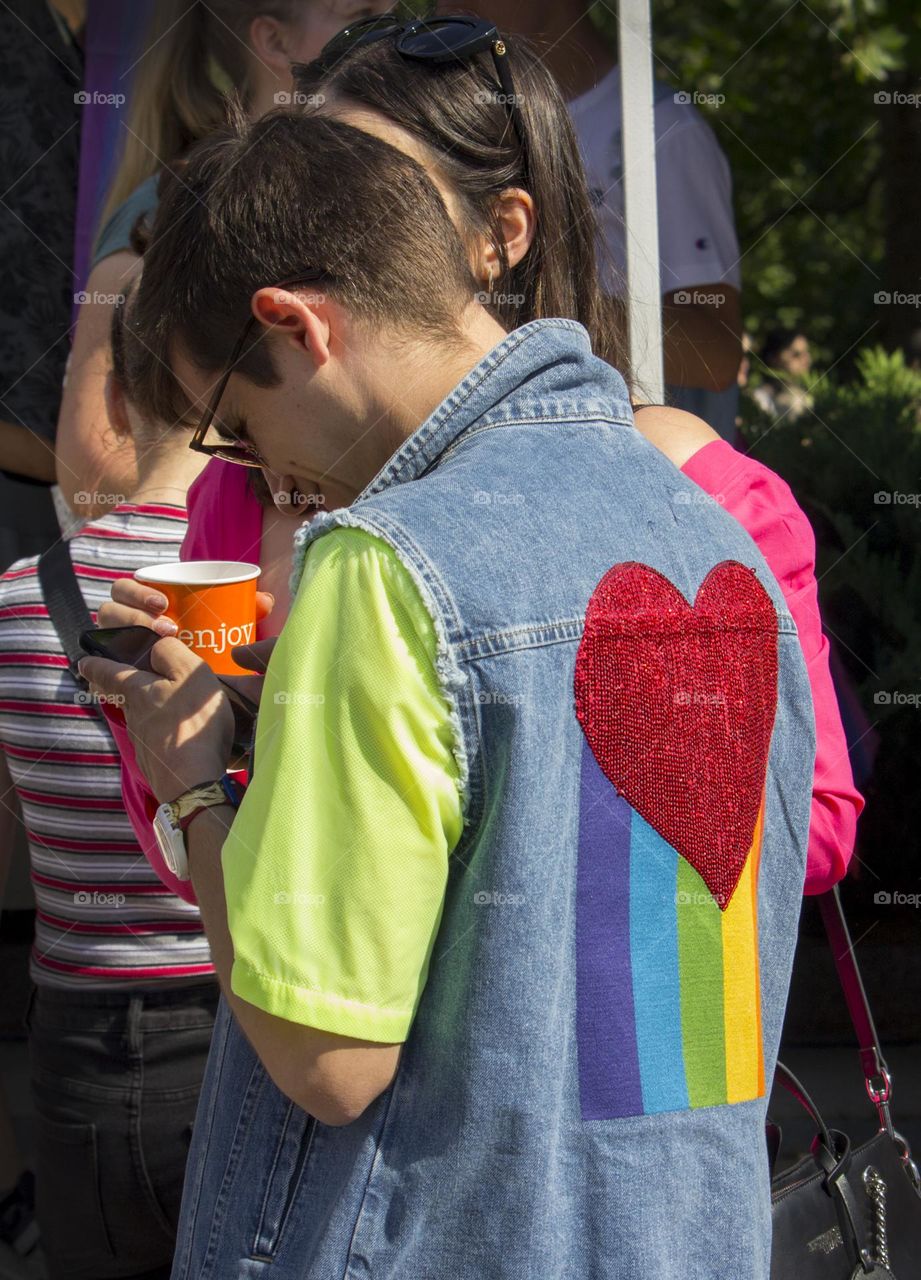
[591, 1, 921, 887]
[590, 0, 921, 366]
[740, 350, 921, 884]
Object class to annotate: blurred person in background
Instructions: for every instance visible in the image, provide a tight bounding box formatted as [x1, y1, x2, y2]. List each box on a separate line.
[0, 6, 85, 1272]
[738, 331, 754, 389]
[0, 1, 84, 569]
[440, 0, 744, 437]
[55, 0, 394, 521]
[0, 284, 219, 1280]
[751, 327, 814, 421]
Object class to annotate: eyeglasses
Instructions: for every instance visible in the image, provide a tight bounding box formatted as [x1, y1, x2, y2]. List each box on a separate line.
[188, 271, 329, 468]
[315, 15, 526, 150]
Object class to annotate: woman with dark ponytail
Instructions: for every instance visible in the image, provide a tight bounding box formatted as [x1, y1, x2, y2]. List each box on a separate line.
[295, 29, 627, 370]
[293, 25, 859, 897]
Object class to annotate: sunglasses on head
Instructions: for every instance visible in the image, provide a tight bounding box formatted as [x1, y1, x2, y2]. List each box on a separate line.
[314, 14, 526, 149]
[188, 271, 329, 468]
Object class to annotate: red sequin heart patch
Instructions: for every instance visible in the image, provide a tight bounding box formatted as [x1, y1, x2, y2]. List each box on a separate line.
[574, 561, 778, 909]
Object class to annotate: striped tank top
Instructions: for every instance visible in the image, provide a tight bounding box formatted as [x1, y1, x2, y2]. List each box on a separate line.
[0, 503, 214, 989]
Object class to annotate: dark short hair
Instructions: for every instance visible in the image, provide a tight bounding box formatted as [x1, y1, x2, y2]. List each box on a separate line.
[127, 112, 478, 424]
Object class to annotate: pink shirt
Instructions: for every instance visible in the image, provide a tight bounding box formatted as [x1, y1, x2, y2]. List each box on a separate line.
[682, 440, 863, 893]
[181, 462, 263, 564]
[117, 444, 861, 901]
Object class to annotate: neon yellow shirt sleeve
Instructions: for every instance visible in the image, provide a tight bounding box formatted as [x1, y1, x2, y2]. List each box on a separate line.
[222, 526, 464, 1043]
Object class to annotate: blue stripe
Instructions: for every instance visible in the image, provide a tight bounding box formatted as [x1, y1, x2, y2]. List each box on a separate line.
[629, 810, 689, 1114]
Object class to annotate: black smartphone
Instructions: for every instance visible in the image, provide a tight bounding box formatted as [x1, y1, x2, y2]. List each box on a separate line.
[80, 625, 159, 670]
[79, 626, 259, 759]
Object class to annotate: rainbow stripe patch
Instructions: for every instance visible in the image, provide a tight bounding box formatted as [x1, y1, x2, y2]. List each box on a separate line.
[576, 740, 765, 1119]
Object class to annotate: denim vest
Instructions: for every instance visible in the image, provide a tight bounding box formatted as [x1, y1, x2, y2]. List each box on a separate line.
[172, 321, 814, 1280]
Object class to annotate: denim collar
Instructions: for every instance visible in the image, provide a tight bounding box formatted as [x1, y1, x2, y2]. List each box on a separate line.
[356, 319, 624, 502]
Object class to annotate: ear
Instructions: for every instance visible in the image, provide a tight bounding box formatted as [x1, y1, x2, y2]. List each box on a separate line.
[251, 286, 332, 372]
[104, 370, 132, 440]
[477, 188, 536, 283]
[248, 15, 296, 78]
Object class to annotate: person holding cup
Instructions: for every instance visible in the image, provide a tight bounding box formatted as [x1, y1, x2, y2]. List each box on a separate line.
[86, 21, 855, 1275]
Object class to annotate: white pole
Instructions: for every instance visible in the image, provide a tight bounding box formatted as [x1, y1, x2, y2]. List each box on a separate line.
[618, 0, 664, 402]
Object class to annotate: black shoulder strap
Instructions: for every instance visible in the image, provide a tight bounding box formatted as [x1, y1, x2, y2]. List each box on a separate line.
[818, 886, 889, 1089]
[37, 541, 94, 684]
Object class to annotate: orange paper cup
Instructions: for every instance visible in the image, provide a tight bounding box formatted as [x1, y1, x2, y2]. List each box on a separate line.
[134, 561, 262, 676]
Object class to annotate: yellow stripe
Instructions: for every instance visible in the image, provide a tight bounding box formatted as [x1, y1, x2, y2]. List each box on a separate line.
[721, 801, 765, 1103]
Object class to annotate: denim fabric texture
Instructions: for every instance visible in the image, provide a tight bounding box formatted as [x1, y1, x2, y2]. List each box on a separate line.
[173, 321, 815, 1279]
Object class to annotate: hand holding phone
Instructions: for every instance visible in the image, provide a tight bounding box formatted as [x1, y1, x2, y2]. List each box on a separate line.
[80, 625, 160, 670]
[79, 626, 259, 759]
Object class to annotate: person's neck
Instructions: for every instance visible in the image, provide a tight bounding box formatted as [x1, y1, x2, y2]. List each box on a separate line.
[128, 449, 206, 509]
[528, 9, 616, 101]
[372, 309, 511, 457]
[311, 311, 518, 505]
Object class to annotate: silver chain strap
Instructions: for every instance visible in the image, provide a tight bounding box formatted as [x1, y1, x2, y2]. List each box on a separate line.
[863, 1166, 891, 1271]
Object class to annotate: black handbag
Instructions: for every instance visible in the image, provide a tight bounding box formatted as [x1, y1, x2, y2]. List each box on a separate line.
[770, 887, 921, 1277]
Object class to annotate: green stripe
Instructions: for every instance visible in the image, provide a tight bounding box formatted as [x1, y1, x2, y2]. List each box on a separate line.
[676, 858, 727, 1107]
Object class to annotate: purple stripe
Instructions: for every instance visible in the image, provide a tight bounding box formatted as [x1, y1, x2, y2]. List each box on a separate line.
[576, 739, 643, 1119]
[73, 0, 156, 295]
